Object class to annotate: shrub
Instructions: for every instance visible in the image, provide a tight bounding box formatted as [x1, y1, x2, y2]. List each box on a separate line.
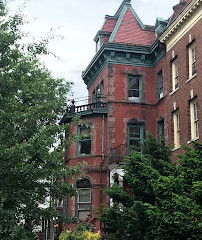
[59, 229, 101, 240]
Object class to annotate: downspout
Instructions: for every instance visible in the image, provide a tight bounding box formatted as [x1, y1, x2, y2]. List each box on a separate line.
[99, 114, 105, 230]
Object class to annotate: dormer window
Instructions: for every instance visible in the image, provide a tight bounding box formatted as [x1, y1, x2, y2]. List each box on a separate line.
[96, 37, 100, 53]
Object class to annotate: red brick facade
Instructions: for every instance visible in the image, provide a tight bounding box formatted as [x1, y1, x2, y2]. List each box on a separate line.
[60, 0, 202, 231]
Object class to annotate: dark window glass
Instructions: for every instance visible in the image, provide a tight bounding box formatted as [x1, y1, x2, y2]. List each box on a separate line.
[128, 76, 141, 102]
[128, 125, 143, 152]
[158, 119, 164, 140]
[157, 70, 163, 100]
[78, 127, 91, 156]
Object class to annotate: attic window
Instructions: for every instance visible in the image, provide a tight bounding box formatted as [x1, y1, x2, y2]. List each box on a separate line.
[96, 37, 100, 53]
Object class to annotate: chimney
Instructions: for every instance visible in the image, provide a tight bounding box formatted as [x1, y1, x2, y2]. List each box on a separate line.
[172, 0, 191, 20]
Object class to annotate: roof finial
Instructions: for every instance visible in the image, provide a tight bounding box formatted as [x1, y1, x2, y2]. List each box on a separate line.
[115, 0, 131, 17]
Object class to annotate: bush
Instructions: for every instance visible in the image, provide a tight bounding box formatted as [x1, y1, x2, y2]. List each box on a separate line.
[59, 229, 101, 240]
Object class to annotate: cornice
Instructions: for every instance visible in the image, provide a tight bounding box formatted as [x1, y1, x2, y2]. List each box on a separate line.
[60, 108, 108, 124]
[82, 42, 165, 89]
[160, 0, 202, 43]
[94, 31, 111, 42]
[105, 15, 119, 20]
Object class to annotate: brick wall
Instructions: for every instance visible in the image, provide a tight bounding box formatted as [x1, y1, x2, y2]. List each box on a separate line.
[165, 17, 202, 161]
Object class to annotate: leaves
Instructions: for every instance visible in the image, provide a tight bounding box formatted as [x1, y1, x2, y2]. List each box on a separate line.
[0, 1, 80, 239]
[101, 133, 202, 239]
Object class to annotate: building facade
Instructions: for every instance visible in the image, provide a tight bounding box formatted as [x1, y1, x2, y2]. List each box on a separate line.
[60, 0, 202, 231]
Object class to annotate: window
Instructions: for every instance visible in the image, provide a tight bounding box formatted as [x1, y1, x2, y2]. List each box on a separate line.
[76, 179, 92, 220]
[96, 37, 100, 53]
[128, 124, 144, 153]
[172, 59, 179, 91]
[189, 44, 196, 78]
[173, 111, 180, 148]
[157, 70, 163, 100]
[54, 198, 63, 208]
[190, 99, 199, 140]
[100, 80, 104, 101]
[128, 75, 141, 102]
[78, 127, 91, 156]
[92, 81, 104, 103]
[92, 90, 96, 104]
[158, 119, 164, 140]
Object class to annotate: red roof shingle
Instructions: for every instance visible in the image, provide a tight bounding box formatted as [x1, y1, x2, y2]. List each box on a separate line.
[102, 19, 117, 32]
[113, 8, 155, 46]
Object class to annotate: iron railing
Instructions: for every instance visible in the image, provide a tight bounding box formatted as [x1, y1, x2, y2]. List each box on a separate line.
[66, 99, 107, 114]
[109, 144, 128, 165]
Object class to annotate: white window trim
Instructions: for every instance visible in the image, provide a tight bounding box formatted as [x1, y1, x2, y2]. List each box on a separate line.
[173, 111, 180, 149]
[190, 99, 199, 140]
[172, 59, 179, 92]
[186, 73, 197, 83]
[188, 43, 196, 79]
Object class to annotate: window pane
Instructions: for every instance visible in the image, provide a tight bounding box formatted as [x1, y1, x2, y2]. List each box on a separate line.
[194, 102, 198, 121]
[78, 189, 91, 203]
[176, 114, 180, 131]
[192, 46, 196, 62]
[80, 140, 91, 155]
[78, 203, 91, 210]
[129, 78, 139, 90]
[78, 210, 91, 220]
[129, 139, 140, 148]
[175, 62, 178, 77]
[128, 90, 139, 98]
[158, 71, 163, 99]
[195, 121, 199, 138]
[192, 62, 196, 75]
[158, 120, 164, 139]
[175, 77, 179, 89]
[80, 127, 91, 137]
[129, 126, 140, 138]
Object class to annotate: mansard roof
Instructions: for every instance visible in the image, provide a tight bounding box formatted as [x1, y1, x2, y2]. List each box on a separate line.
[102, 16, 118, 32]
[110, 7, 155, 46]
[95, 0, 155, 46]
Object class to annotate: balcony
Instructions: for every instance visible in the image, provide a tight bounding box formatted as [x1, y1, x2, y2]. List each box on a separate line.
[109, 144, 128, 165]
[66, 99, 107, 114]
[60, 97, 108, 124]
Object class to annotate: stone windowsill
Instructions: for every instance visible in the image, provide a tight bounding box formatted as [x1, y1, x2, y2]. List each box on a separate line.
[172, 146, 180, 152]
[186, 73, 197, 83]
[187, 136, 199, 144]
[169, 87, 179, 96]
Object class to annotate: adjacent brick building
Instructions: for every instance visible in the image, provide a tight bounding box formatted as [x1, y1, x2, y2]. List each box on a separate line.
[60, 0, 202, 231]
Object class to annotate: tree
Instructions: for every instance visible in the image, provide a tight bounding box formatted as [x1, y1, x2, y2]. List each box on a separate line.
[101, 134, 202, 240]
[0, 2, 81, 239]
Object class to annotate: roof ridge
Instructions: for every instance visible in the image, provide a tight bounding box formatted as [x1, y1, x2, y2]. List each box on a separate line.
[114, 0, 131, 17]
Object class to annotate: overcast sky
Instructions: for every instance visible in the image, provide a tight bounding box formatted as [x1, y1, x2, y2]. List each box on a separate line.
[9, 0, 179, 104]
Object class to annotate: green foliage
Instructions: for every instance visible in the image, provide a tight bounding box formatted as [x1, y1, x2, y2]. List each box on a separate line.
[101, 133, 202, 240]
[59, 223, 101, 240]
[0, 1, 81, 239]
[59, 230, 101, 240]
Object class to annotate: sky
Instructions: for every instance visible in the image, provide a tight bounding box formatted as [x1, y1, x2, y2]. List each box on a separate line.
[9, 0, 179, 105]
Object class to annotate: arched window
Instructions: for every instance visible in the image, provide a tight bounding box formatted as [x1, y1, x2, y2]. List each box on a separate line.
[76, 179, 92, 220]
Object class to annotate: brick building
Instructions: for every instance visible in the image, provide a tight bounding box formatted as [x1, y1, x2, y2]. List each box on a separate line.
[60, 0, 202, 231]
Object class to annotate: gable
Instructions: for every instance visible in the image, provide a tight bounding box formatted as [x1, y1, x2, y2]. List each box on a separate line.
[112, 8, 155, 46]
